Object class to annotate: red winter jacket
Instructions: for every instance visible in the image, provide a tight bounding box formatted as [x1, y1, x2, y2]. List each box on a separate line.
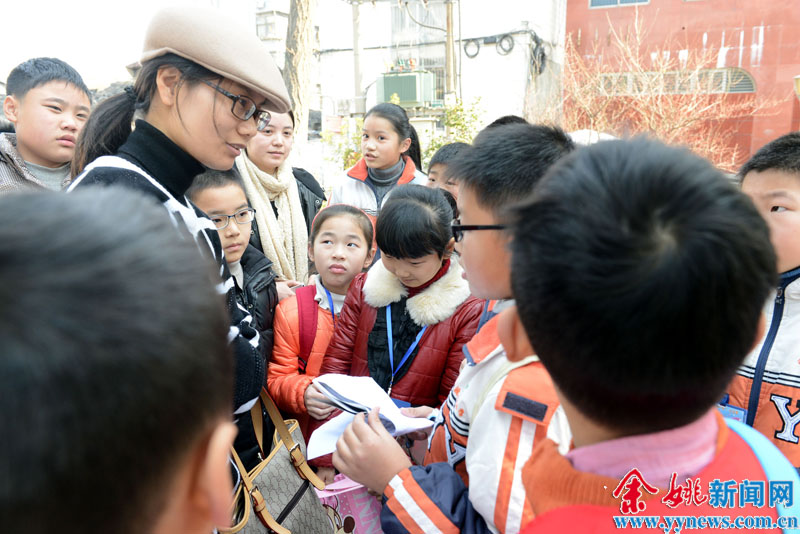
[320, 258, 482, 407]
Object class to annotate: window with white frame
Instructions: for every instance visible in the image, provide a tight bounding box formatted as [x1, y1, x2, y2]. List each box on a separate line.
[590, 0, 648, 7]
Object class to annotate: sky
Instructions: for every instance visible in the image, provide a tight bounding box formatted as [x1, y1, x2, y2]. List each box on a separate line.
[0, 0, 255, 90]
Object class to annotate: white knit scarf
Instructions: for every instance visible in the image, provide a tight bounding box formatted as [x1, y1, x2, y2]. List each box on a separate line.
[236, 153, 308, 282]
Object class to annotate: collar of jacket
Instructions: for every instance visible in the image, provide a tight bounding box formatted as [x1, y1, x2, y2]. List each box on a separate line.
[240, 244, 274, 273]
[0, 133, 45, 187]
[345, 154, 418, 184]
[362, 257, 470, 326]
[781, 265, 800, 301]
[116, 120, 205, 200]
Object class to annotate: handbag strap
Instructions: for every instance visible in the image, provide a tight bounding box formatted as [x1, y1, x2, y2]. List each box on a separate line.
[250, 400, 266, 458]
[258, 387, 326, 490]
[229, 445, 291, 534]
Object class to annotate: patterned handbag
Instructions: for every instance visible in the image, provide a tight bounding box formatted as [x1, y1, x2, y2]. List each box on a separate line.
[220, 388, 331, 534]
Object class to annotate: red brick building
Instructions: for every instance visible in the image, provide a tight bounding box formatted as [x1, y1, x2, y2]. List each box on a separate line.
[566, 0, 800, 162]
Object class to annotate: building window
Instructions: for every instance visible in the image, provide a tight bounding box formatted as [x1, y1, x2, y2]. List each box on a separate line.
[598, 67, 756, 95]
[590, 0, 648, 7]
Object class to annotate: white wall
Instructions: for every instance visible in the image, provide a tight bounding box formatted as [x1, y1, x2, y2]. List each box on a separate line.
[315, 0, 567, 127]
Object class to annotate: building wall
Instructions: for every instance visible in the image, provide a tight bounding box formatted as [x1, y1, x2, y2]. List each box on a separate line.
[566, 0, 800, 158]
[316, 0, 567, 127]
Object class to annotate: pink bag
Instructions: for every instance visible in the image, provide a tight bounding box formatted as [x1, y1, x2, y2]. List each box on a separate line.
[316, 474, 384, 534]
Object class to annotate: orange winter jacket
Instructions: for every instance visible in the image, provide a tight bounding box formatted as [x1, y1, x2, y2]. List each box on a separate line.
[267, 293, 335, 440]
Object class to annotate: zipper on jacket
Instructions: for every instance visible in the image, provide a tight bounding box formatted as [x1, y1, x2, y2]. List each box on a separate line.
[745, 268, 800, 426]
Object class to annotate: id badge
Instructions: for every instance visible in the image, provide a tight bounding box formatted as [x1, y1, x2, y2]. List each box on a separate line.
[718, 402, 747, 423]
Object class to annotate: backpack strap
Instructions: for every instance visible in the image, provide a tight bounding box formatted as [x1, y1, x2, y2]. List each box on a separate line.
[295, 285, 319, 374]
[725, 417, 800, 531]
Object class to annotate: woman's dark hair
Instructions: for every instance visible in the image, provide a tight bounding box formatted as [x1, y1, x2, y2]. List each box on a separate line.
[364, 103, 421, 170]
[376, 184, 453, 259]
[310, 204, 374, 249]
[71, 54, 218, 178]
[186, 167, 247, 203]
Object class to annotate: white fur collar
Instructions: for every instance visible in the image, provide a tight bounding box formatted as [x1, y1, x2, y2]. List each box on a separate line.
[362, 258, 471, 326]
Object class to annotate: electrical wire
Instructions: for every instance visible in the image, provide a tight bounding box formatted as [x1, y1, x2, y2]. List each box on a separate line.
[403, 1, 446, 32]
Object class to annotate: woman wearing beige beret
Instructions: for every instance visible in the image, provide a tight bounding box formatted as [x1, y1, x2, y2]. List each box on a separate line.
[68, 6, 290, 480]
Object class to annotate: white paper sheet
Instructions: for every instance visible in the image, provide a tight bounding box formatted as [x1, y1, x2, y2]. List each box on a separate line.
[306, 374, 434, 459]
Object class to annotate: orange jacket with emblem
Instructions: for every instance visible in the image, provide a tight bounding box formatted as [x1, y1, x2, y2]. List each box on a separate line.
[521, 413, 785, 533]
[391, 309, 570, 534]
[267, 293, 335, 440]
[726, 268, 800, 467]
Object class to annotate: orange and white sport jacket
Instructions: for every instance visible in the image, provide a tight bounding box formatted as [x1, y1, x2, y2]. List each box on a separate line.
[726, 267, 800, 467]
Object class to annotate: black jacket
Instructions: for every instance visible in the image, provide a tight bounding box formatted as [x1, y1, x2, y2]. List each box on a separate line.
[293, 167, 325, 234]
[233, 245, 279, 470]
[236, 245, 278, 363]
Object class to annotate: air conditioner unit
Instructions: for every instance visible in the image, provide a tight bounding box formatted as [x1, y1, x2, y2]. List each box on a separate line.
[377, 71, 435, 108]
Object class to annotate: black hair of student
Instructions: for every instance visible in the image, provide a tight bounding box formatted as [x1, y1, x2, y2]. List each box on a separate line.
[6, 57, 91, 100]
[440, 188, 459, 219]
[449, 123, 575, 219]
[310, 204, 374, 249]
[365, 103, 421, 168]
[485, 114, 527, 129]
[71, 53, 218, 178]
[186, 166, 248, 202]
[509, 138, 776, 435]
[429, 142, 470, 172]
[377, 184, 453, 259]
[0, 187, 231, 534]
[407, 124, 422, 170]
[738, 132, 800, 182]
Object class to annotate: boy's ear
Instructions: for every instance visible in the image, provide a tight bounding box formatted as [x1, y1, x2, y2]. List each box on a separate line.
[308, 243, 315, 264]
[153, 420, 237, 534]
[200, 421, 238, 528]
[155, 66, 183, 107]
[3, 95, 20, 123]
[496, 306, 536, 362]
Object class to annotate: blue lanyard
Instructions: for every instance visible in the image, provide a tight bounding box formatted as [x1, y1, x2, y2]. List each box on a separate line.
[322, 285, 336, 328]
[386, 305, 427, 395]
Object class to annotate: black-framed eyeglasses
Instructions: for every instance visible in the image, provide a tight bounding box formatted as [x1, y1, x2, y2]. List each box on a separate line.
[451, 219, 507, 242]
[209, 208, 256, 230]
[202, 80, 271, 131]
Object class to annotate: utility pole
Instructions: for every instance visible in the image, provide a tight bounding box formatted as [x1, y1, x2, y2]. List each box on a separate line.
[445, 0, 456, 101]
[352, 1, 365, 115]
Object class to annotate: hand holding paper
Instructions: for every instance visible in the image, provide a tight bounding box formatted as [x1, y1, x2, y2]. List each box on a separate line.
[306, 374, 434, 460]
[333, 409, 413, 493]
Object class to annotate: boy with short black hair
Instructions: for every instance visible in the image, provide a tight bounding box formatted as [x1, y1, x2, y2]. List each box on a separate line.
[1, 57, 91, 193]
[1, 187, 237, 534]
[725, 132, 800, 468]
[508, 138, 793, 532]
[426, 141, 470, 201]
[333, 123, 575, 533]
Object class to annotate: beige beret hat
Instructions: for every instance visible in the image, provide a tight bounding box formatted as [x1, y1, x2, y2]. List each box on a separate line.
[141, 6, 290, 113]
